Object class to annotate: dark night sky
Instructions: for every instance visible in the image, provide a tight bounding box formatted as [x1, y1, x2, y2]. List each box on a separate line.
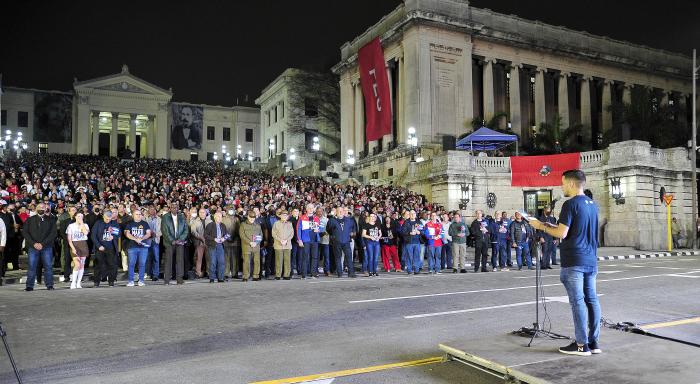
[1, 0, 697, 106]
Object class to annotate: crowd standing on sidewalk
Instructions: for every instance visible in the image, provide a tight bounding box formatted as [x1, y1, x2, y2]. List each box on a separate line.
[0, 153, 565, 291]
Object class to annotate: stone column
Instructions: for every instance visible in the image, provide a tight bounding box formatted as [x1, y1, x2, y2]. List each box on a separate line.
[534, 67, 546, 127]
[339, 76, 354, 164]
[622, 83, 632, 105]
[463, 43, 474, 131]
[580, 76, 592, 144]
[129, 113, 138, 156]
[148, 115, 155, 158]
[398, 55, 406, 145]
[91, 111, 100, 155]
[508, 63, 522, 137]
[353, 81, 365, 156]
[385, 61, 394, 151]
[602, 79, 613, 134]
[557, 72, 570, 130]
[483, 58, 495, 121]
[110, 112, 119, 157]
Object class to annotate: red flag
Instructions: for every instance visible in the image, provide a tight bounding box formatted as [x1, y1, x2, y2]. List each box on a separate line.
[358, 38, 392, 143]
[511, 153, 580, 187]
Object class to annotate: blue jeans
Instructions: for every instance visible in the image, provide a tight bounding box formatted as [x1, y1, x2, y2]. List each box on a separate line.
[307, 242, 320, 276]
[441, 243, 452, 269]
[560, 266, 601, 345]
[515, 241, 532, 268]
[146, 242, 160, 278]
[427, 245, 442, 272]
[498, 241, 510, 267]
[209, 244, 225, 281]
[320, 244, 331, 273]
[403, 244, 421, 273]
[127, 247, 148, 283]
[27, 247, 54, 289]
[490, 242, 499, 268]
[365, 241, 380, 273]
[543, 241, 557, 266]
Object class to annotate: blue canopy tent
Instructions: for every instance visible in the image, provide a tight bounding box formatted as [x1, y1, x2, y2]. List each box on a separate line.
[456, 126, 519, 154]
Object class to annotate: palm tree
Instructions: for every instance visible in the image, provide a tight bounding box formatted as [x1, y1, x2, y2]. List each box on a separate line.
[534, 114, 586, 154]
[606, 87, 688, 149]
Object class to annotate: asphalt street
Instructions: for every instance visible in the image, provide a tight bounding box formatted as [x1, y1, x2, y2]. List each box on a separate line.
[0, 255, 698, 384]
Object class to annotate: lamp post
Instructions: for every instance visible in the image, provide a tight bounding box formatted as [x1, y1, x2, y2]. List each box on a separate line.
[407, 126, 418, 162]
[269, 138, 275, 159]
[0, 130, 27, 158]
[312, 136, 320, 160]
[459, 182, 472, 211]
[247, 151, 253, 170]
[610, 177, 625, 205]
[346, 149, 355, 177]
[288, 148, 296, 170]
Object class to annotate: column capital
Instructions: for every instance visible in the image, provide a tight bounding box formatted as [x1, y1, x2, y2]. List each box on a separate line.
[535, 66, 547, 74]
[148, 115, 155, 122]
[509, 61, 523, 70]
[623, 82, 634, 90]
[603, 79, 615, 86]
[111, 112, 119, 119]
[130, 113, 138, 120]
[91, 110, 100, 117]
[579, 74, 593, 82]
[483, 57, 497, 64]
[559, 71, 570, 78]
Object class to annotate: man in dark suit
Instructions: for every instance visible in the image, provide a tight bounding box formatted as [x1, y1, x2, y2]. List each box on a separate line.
[171, 106, 201, 150]
[161, 202, 190, 284]
[1, 203, 22, 276]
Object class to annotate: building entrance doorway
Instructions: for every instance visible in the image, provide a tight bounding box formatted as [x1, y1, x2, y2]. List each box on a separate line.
[523, 189, 552, 218]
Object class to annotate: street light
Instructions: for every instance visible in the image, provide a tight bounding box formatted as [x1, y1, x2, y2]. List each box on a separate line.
[288, 147, 296, 170]
[407, 126, 418, 162]
[458, 182, 472, 210]
[213, 151, 218, 161]
[312, 136, 320, 163]
[346, 149, 355, 177]
[269, 138, 275, 159]
[247, 150, 253, 170]
[610, 177, 625, 205]
[236, 144, 242, 160]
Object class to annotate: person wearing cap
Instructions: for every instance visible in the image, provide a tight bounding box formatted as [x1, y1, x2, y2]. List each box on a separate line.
[22, 203, 58, 291]
[204, 211, 228, 283]
[239, 210, 262, 281]
[221, 205, 241, 280]
[91, 209, 120, 286]
[272, 209, 293, 280]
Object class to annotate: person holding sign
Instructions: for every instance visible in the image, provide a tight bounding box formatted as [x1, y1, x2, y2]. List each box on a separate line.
[529, 169, 601, 356]
[470, 210, 490, 272]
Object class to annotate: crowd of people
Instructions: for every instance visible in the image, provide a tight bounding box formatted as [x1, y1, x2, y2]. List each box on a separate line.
[0, 154, 560, 291]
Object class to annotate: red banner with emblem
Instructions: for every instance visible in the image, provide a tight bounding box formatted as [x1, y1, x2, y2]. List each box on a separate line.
[510, 153, 580, 187]
[358, 37, 392, 143]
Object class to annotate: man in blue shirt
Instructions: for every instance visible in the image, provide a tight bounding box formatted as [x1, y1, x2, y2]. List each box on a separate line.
[326, 206, 356, 278]
[530, 169, 601, 356]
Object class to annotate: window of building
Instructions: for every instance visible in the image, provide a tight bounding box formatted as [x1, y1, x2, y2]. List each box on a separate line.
[223, 127, 231, 141]
[206, 152, 214, 161]
[280, 101, 285, 119]
[272, 108, 277, 124]
[304, 98, 318, 117]
[17, 111, 28, 128]
[207, 126, 215, 141]
[280, 131, 284, 152]
[265, 111, 270, 127]
[39, 142, 48, 154]
[190, 152, 199, 162]
[245, 128, 253, 143]
[388, 168, 394, 177]
[1, 110, 6, 126]
[371, 171, 379, 180]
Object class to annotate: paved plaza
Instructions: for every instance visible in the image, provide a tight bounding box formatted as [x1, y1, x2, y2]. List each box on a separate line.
[1, 253, 698, 383]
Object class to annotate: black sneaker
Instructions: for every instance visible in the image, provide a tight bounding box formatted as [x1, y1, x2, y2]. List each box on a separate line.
[24, 287, 34, 292]
[47, 286, 54, 291]
[559, 342, 591, 356]
[588, 341, 602, 354]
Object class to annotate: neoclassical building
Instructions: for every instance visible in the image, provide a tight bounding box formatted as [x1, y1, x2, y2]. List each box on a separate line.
[0, 65, 260, 161]
[332, 0, 694, 182]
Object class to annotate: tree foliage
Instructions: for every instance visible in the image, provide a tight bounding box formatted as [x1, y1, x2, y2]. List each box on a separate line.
[533, 114, 586, 154]
[285, 70, 341, 148]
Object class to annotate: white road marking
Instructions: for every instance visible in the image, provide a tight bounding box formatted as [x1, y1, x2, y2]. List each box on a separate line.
[349, 272, 699, 304]
[302, 379, 335, 384]
[404, 296, 582, 319]
[512, 270, 624, 279]
[651, 266, 686, 270]
[666, 274, 700, 278]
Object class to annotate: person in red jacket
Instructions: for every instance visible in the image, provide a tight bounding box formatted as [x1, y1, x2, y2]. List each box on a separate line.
[424, 212, 443, 274]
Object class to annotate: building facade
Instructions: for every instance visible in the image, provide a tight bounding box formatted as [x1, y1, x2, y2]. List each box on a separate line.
[332, 0, 694, 182]
[256, 68, 340, 172]
[0, 65, 260, 161]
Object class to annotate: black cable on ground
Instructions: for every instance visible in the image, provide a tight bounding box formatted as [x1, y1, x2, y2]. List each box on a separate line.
[601, 317, 700, 349]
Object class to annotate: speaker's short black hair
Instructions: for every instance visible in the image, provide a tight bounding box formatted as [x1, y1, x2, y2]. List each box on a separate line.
[563, 169, 586, 186]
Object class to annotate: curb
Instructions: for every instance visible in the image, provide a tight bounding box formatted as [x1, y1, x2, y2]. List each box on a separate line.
[596, 250, 699, 261]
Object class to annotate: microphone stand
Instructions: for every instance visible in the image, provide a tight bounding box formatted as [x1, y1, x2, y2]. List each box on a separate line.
[0, 321, 23, 383]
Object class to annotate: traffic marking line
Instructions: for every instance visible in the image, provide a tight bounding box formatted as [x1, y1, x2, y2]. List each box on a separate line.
[249, 356, 443, 384]
[404, 296, 571, 319]
[641, 317, 700, 330]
